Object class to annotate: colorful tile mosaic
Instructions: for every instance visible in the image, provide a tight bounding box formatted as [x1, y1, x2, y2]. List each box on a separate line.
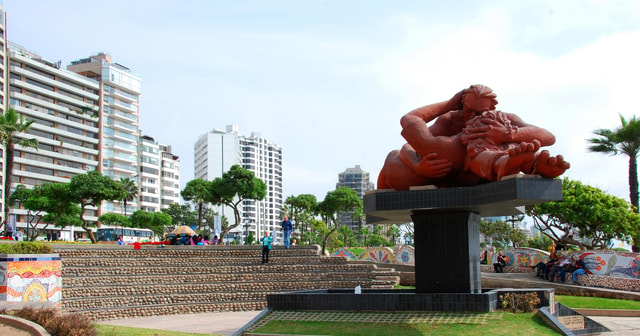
[0, 254, 61, 306]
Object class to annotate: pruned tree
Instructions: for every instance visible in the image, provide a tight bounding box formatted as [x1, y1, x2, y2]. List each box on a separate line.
[10, 183, 81, 241]
[181, 178, 211, 230]
[69, 170, 126, 243]
[207, 165, 266, 242]
[316, 187, 362, 254]
[527, 177, 640, 250]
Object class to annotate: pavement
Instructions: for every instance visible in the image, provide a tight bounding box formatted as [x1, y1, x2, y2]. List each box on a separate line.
[94, 271, 640, 335]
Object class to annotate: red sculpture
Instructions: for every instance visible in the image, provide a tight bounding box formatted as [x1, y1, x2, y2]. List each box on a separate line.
[377, 85, 570, 190]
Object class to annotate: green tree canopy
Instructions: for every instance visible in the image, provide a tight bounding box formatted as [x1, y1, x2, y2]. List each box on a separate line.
[480, 219, 527, 248]
[119, 177, 138, 216]
[181, 178, 211, 230]
[527, 177, 640, 250]
[588, 114, 640, 251]
[284, 194, 318, 241]
[207, 165, 266, 242]
[98, 213, 130, 228]
[162, 203, 198, 227]
[69, 170, 127, 243]
[10, 183, 82, 241]
[316, 187, 362, 254]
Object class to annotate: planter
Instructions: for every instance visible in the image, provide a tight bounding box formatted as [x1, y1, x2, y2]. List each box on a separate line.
[0, 254, 62, 306]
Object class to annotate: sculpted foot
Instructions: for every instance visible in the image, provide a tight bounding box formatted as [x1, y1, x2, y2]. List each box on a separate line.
[534, 150, 570, 178]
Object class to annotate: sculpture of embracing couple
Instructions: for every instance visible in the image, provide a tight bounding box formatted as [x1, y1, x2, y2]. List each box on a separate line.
[378, 84, 570, 191]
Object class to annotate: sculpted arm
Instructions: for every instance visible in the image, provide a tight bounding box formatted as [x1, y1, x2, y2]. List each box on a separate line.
[400, 89, 465, 154]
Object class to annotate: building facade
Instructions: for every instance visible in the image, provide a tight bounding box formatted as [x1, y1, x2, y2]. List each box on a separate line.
[4, 40, 179, 239]
[139, 135, 180, 213]
[67, 53, 142, 216]
[7, 42, 102, 233]
[336, 165, 374, 230]
[194, 125, 283, 244]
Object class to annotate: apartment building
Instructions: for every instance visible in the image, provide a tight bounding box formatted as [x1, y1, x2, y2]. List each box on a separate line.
[336, 165, 374, 230]
[139, 135, 180, 212]
[194, 125, 283, 243]
[67, 53, 141, 216]
[7, 42, 101, 232]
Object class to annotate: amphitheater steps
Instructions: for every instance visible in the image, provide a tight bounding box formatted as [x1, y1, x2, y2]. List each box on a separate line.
[53, 245, 400, 320]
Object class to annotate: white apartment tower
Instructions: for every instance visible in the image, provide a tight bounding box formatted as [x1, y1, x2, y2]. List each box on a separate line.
[7, 42, 101, 229]
[194, 125, 283, 243]
[67, 53, 141, 216]
[139, 135, 180, 212]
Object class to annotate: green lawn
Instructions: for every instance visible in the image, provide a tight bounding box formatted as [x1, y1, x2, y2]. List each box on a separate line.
[556, 295, 640, 310]
[251, 313, 559, 336]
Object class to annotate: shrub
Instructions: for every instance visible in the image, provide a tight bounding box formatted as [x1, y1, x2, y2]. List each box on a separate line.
[12, 307, 96, 336]
[499, 292, 541, 313]
[0, 242, 52, 254]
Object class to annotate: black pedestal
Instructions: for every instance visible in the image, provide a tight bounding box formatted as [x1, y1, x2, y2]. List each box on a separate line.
[413, 210, 480, 293]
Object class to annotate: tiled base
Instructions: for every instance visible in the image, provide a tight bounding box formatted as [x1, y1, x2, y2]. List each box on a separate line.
[267, 289, 498, 312]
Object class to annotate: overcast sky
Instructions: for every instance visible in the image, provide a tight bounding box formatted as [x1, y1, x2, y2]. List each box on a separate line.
[4, 0, 640, 203]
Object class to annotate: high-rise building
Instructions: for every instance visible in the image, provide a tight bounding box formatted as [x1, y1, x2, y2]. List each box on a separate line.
[67, 53, 142, 216]
[139, 135, 180, 212]
[5, 40, 179, 239]
[194, 125, 283, 243]
[7, 42, 102, 231]
[336, 165, 374, 229]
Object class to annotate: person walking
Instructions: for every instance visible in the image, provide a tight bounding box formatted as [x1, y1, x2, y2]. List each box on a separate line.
[260, 231, 273, 264]
[281, 216, 293, 249]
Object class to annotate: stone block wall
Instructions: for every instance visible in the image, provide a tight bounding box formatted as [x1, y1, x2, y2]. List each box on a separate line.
[53, 245, 400, 320]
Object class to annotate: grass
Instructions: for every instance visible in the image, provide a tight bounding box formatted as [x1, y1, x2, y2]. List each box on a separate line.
[95, 324, 216, 336]
[556, 295, 640, 310]
[251, 312, 560, 336]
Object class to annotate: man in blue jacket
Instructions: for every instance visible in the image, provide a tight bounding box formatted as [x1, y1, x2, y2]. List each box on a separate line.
[281, 216, 293, 249]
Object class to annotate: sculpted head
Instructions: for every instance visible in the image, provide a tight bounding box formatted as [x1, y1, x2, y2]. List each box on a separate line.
[462, 85, 498, 121]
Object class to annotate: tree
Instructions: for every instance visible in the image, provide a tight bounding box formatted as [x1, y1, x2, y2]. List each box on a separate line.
[181, 179, 211, 230]
[162, 203, 198, 227]
[386, 225, 401, 246]
[588, 114, 640, 251]
[527, 178, 640, 250]
[10, 183, 81, 241]
[0, 108, 38, 229]
[129, 210, 171, 237]
[316, 187, 363, 254]
[337, 225, 354, 247]
[284, 194, 317, 241]
[98, 213, 130, 228]
[480, 219, 527, 248]
[207, 165, 266, 242]
[69, 170, 126, 243]
[119, 177, 138, 216]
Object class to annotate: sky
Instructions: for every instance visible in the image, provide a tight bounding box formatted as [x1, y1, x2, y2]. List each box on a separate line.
[4, 0, 640, 204]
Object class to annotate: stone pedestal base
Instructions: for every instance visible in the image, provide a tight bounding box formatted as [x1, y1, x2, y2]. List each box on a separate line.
[413, 211, 480, 293]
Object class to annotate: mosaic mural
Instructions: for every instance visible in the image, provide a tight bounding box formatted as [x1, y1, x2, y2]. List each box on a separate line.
[331, 246, 414, 265]
[0, 254, 62, 306]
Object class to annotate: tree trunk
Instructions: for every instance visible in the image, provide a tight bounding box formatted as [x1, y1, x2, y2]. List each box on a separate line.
[79, 205, 96, 243]
[630, 156, 640, 252]
[2, 142, 14, 232]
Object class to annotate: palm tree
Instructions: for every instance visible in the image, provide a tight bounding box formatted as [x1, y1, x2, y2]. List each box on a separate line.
[0, 108, 38, 228]
[588, 114, 640, 251]
[119, 177, 138, 216]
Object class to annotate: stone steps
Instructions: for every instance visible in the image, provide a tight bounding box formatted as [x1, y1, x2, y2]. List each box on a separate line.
[53, 245, 400, 320]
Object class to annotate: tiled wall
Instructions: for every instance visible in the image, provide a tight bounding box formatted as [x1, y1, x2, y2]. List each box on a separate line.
[0, 254, 62, 306]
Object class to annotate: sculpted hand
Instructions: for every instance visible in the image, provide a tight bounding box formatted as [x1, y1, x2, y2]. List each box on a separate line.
[415, 153, 453, 178]
[462, 117, 517, 143]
